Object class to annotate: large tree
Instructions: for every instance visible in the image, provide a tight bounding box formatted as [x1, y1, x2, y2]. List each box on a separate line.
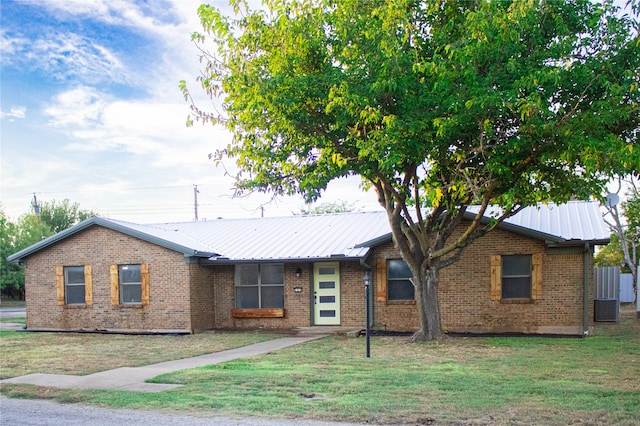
[182, 0, 640, 340]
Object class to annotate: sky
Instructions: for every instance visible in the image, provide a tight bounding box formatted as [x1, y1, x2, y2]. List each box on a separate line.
[0, 0, 381, 224]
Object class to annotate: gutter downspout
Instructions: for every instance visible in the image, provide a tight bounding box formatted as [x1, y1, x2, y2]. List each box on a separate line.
[360, 257, 373, 328]
[583, 243, 591, 336]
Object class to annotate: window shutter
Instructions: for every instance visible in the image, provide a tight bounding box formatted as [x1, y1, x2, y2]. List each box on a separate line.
[141, 263, 150, 305]
[84, 265, 93, 306]
[490, 255, 501, 301]
[531, 253, 543, 300]
[110, 264, 119, 305]
[55, 266, 65, 305]
[375, 259, 387, 302]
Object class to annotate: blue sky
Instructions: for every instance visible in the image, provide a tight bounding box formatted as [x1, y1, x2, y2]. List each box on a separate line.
[0, 0, 378, 223]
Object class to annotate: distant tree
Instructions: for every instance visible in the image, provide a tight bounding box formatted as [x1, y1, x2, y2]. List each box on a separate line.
[1, 199, 97, 300]
[1, 212, 53, 300]
[184, 0, 640, 340]
[38, 199, 97, 234]
[0, 209, 21, 300]
[594, 233, 626, 269]
[296, 200, 356, 215]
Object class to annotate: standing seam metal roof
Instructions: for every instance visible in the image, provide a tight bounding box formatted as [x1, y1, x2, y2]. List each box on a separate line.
[7, 201, 609, 263]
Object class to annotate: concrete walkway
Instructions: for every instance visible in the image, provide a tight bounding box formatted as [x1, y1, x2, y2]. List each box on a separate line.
[0, 336, 326, 392]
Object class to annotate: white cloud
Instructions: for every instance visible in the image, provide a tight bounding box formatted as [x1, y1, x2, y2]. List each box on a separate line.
[1, 0, 380, 223]
[40, 0, 181, 32]
[0, 106, 27, 121]
[44, 87, 107, 127]
[0, 29, 28, 61]
[28, 32, 124, 83]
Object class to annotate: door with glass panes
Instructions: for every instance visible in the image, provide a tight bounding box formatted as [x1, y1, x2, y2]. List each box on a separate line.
[313, 262, 340, 325]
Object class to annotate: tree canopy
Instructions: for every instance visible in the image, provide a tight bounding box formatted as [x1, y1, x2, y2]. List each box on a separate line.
[183, 0, 640, 339]
[38, 199, 97, 234]
[1, 199, 98, 300]
[296, 200, 356, 215]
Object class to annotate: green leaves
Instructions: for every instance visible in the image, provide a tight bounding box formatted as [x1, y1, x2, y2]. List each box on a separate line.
[184, 0, 639, 248]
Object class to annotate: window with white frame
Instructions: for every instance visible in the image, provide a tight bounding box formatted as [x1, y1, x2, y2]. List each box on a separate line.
[235, 263, 284, 308]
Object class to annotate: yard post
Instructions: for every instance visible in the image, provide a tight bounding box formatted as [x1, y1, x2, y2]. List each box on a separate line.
[364, 272, 371, 358]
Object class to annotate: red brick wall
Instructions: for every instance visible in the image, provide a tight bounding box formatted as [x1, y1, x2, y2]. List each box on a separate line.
[23, 226, 193, 333]
[211, 263, 313, 329]
[208, 261, 367, 329]
[188, 262, 216, 332]
[22, 223, 594, 335]
[370, 227, 593, 335]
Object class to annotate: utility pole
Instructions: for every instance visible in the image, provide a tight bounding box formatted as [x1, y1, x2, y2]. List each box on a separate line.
[193, 185, 199, 221]
[32, 193, 40, 216]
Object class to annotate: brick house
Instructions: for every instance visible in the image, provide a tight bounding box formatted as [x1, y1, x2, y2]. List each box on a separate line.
[7, 201, 609, 336]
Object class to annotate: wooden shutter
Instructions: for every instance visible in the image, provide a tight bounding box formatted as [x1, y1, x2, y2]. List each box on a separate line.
[84, 265, 93, 306]
[531, 253, 543, 300]
[110, 264, 119, 305]
[376, 259, 387, 302]
[141, 263, 150, 305]
[490, 255, 502, 301]
[55, 266, 65, 305]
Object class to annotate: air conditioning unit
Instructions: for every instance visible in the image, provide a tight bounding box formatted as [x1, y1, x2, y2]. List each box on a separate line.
[594, 299, 619, 322]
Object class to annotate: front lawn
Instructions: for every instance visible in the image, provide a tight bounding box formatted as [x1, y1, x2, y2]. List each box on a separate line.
[1, 306, 638, 425]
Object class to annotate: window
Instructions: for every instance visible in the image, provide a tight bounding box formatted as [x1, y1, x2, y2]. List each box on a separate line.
[55, 265, 92, 306]
[235, 263, 284, 309]
[490, 254, 542, 302]
[119, 265, 142, 304]
[65, 266, 86, 304]
[110, 264, 149, 305]
[387, 259, 414, 301]
[501, 255, 531, 299]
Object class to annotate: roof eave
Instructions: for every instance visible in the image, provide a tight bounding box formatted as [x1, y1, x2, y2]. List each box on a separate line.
[547, 238, 610, 248]
[204, 252, 371, 265]
[354, 216, 567, 249]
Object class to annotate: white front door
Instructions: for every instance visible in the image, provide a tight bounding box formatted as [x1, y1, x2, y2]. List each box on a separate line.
[313, 262, 340, 325]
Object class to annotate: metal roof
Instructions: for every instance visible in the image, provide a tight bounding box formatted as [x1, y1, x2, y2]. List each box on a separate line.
[466, 201, 610, 244]
[153, 212, 391, 262]
[7, 201, 609, 263]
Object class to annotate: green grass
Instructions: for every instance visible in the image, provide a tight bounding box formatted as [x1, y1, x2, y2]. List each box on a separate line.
[0, 300, 25, 308]
[0, 331, 281, 378]
[0, 317, 25, 324]
[2, 306, 639, 425]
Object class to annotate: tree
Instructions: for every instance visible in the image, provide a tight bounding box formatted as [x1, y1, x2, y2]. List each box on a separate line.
[296, 200, 356, 215]
[594, 233, 626, 269]
[38, 199, 97, 234]
[1, 199, 97, 300]
[0, 211, 53, 299]
[183, 0, 640, 340]
[602, 177, 640, 297]
[0, 209, 21, 299]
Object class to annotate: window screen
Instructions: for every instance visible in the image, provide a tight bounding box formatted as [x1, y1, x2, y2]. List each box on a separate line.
[501, 255, 532, 299]
[235, 264, 284, 308]
[64, 266, 85, 304]
[387, 259, 414, 301]
[119, 264, 142, 304]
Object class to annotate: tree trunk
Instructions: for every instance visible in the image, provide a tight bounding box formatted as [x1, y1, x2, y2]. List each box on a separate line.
[411, 266, 446, 341]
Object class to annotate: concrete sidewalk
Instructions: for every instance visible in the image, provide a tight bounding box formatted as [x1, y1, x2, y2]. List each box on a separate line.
[0, 336, 326, 392]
